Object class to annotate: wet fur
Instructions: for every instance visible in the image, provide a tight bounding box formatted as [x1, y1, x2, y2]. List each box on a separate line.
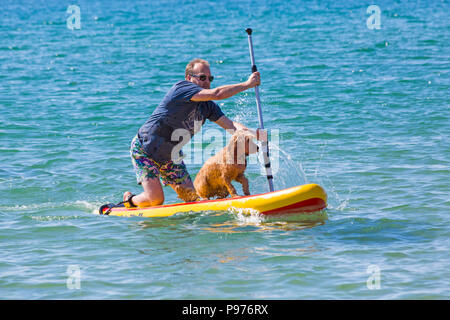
[174, 184, 200, 202]
[194, 130, 258, 199]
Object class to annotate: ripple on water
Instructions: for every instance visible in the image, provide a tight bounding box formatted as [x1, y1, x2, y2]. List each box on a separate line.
[0, 0, 448, 299]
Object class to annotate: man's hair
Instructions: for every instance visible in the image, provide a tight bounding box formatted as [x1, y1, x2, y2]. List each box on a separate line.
[185, 58, 210, 78]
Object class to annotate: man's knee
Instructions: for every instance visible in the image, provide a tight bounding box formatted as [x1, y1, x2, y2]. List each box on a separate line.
[140, 178, 164, 206]
[142, 191, 164, 206]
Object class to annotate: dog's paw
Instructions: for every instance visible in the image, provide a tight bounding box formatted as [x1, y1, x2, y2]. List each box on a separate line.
[175, 186, 200, 202]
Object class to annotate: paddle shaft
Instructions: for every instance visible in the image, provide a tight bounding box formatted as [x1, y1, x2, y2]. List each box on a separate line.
[245, 28, 274, 192]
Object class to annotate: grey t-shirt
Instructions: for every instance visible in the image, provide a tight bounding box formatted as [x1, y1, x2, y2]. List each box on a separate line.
[137, 80, 224, 162]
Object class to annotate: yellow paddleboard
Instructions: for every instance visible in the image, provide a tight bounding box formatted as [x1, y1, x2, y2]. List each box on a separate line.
[99, 183, 327, 218]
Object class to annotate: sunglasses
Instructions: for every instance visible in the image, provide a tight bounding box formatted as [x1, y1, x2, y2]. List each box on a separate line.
[189, 73, 214, 82]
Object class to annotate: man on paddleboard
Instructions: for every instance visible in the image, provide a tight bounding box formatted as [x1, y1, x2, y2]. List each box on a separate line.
[123, 58, 262, 208]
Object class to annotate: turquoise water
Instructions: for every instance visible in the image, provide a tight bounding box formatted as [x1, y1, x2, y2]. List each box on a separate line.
[1, 0, 449, 299]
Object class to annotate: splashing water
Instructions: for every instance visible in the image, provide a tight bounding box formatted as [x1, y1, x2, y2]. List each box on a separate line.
[228, 207, 265, 225]
[247, 139, 308, 193]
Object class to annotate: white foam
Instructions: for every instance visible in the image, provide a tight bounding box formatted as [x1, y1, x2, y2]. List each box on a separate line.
[0, 200, 101, 214]
[228, 207, 265, 225]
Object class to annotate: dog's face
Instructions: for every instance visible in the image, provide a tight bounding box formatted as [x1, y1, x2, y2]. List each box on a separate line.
[228, 130, 259, 159]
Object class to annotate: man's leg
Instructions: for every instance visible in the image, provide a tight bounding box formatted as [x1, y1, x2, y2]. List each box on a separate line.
[126, 135, 165, 207]
[123, 177, 164, 207]
[160, 160, 199, 202]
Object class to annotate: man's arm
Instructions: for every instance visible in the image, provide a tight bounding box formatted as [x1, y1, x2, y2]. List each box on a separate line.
[214, 115, 247, 135]
[214, 115, 267, 141]
[191, 72, 260, 102]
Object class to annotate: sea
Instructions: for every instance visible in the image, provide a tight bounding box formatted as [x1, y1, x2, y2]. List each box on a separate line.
[0, 0, 448, 300]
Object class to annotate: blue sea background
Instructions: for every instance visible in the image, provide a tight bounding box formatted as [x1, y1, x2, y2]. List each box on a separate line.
[0, 0, 449, 299]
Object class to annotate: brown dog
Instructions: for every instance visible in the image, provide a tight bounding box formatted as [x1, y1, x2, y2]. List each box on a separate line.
[173, 184, 199, 203]
[194, 130, 258, 199]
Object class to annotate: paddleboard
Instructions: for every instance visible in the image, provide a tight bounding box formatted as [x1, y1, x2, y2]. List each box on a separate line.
[98, 183, 327, 218]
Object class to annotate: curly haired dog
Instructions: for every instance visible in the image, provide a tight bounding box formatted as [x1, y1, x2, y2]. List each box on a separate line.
[173, 184, 200, 202]
[194, 130, 259, 199]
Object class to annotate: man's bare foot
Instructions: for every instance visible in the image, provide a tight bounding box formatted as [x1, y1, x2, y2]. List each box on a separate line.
[123, 191, 133, 202]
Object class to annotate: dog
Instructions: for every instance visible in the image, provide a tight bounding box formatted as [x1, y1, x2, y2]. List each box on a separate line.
[173, 184, 200, 203]
[194, 129, 259, 199]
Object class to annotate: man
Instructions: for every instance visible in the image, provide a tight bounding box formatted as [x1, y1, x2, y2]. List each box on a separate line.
[123, 58, 262, 208]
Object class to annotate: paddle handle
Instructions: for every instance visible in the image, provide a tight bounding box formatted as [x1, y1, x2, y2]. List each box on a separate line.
[246, 28, 264, 129]
[246, 28, 274, 192]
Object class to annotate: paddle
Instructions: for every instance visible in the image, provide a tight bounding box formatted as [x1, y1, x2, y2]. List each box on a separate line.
[245, 28, 274, 192]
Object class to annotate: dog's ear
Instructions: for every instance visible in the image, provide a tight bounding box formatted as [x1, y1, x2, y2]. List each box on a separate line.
[225, 133, 239, 164]
[236, 132, 250, 164]
[227, 130, 258, 161]
[246, 133, 259, 155]
[226, 130, 250, 164]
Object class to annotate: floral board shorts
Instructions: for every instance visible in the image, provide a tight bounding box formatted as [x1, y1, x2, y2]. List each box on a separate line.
[130, 135, 192, 186]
